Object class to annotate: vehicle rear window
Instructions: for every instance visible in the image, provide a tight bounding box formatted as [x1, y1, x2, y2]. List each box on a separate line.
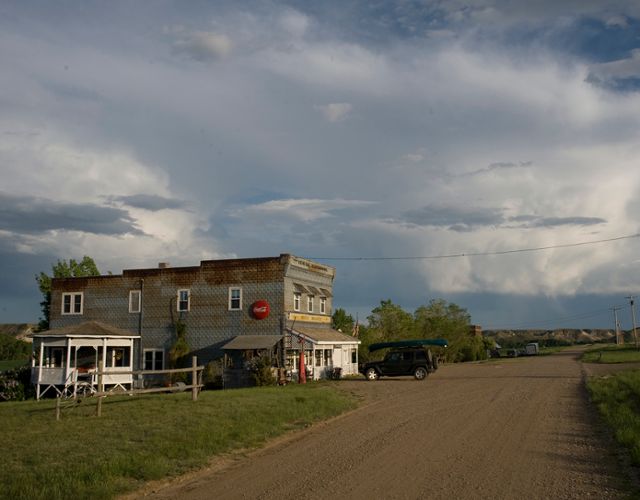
[415, 350, 427, 361]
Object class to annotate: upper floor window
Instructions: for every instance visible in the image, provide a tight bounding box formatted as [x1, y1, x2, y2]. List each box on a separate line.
[62, 292, 83, 315]
[307, 295, 314, 313]
[320, 296, 326, 314]
[177, 289, 190, 312]
[229, 287, 242, 310]
[293, 292, 301, 311]
[129, 290, 141, 313]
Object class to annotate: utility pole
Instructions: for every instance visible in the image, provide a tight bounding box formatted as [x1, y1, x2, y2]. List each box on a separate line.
[626, 296, 638, 350]
[611, 306, 622, 345]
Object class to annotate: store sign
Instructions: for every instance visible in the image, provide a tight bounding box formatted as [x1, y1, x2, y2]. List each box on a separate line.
[252, 300, 270, 320]
[287, 312, 331, 324]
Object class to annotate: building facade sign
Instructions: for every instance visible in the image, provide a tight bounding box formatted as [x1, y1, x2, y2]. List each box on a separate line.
[290, 256, 335, 278]
[287, 312, 332, 324]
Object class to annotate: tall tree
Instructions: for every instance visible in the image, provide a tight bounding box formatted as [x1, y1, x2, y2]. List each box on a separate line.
[414, 299, 475, 362]
[366, 300, 414, 343]
[35, 256, 100, 331]
[332, 308, 355, 334]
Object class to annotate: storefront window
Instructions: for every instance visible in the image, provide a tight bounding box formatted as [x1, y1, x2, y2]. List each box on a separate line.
[324, 349, 332, 366]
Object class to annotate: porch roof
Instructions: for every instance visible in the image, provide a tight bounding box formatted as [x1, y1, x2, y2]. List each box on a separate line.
[222, 335, 284, 350]
[31, 321, 140, 339]
[288, 326, 360, 344]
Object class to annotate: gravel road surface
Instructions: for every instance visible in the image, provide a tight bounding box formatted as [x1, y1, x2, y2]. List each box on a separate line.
[140, 349, 628, 499]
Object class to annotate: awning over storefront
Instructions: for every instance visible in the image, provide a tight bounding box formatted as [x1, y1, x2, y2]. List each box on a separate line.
[222, 335, 284, 350]
[293, 283, 309, 293]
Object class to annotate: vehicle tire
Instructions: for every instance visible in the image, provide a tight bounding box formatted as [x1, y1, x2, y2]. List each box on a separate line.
[365, 367, 379, 381]
[414, 366, 428, 380]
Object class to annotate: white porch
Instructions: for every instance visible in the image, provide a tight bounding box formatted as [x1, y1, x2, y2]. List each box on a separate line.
[30, 321, 139, 399]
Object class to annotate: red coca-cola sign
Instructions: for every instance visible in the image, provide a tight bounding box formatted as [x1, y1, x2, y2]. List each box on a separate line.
[252, 300, 270, 320]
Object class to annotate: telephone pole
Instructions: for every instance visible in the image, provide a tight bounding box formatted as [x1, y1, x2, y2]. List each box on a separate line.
[627, 296, 638, 350]
[611, 306, 622, 345]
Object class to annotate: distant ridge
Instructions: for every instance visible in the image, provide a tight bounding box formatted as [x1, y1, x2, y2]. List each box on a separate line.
[0, 324, 35, 342]
[483, 329, 618, 345]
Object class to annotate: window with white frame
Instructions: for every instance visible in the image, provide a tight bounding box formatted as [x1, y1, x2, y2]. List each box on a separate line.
[320, 296, 326, 314]
[177, 289, 190, 312]
[307, 295, 314, 313]
[144, 349, 164, 371]
[129, 290, 141, 313]
[62, 292, 83, 315]
[293, 292, 301, 311]
[229, 287, 242, 310]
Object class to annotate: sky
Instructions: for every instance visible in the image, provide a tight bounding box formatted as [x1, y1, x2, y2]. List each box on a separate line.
[1, 0, 640, 330]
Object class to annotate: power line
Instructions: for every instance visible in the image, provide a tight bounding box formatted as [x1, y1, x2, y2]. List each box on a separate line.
[307, 233, 640, 262]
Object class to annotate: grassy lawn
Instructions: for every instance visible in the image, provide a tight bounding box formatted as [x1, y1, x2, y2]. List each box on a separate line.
[0, 359, 29, 372]
[588, 370, 640, 465]
[0, 384, 356, 500]
[582, 345, 640, 364]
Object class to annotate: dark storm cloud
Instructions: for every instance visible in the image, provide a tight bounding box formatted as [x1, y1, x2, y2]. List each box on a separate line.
[391, 205, 606, 231]
[463, 161, 533, 177]
[396, 206, 505, 230]
[109, 194, 187, 212]
[511, 216, 607, 228]
[0, 192, 143, 236]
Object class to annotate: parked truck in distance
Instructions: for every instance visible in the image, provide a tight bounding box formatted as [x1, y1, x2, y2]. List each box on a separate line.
[524, 342, 539, 355]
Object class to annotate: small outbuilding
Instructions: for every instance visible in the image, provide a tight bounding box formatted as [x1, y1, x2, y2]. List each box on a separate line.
[286, 326, 360, 381]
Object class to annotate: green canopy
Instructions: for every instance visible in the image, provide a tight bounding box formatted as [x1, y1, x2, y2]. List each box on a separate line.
[368, 338, 448, 352]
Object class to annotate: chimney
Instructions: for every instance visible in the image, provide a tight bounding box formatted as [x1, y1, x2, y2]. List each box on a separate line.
[158, 262, 170, 269]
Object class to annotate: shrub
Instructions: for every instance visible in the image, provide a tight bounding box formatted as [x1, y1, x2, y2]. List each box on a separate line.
[0, 366, 35, 401]
[247, 356, 276, 386]
[202, 360, 224, 390]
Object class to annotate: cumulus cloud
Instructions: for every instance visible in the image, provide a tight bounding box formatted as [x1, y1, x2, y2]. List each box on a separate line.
[315, 102, 353, 122]
[3, 1, 640, 324]
[172, 30, 232, 61]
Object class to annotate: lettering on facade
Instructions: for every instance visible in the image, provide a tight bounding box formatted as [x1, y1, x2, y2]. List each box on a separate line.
[287, 312, 332, 324]
[290, 256, 335, 277]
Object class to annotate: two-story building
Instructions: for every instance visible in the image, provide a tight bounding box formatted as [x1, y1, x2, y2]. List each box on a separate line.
[32, 254, 359, 396]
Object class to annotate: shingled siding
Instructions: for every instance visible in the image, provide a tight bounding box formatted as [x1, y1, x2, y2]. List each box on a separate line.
[48, 256, 322, 366]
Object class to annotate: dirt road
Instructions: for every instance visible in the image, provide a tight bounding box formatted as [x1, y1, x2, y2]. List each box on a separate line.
[144, 350, 628, 499]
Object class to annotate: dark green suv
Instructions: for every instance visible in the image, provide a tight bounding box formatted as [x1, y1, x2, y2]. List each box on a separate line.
[360, 347, 438, 381]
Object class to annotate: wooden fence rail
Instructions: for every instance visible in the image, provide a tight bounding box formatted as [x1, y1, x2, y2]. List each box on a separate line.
[54, 356, 204, 419]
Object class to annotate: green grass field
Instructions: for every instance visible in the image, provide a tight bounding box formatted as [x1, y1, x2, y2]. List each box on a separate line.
[0, 384, 356, 500]
[582, 345, 640, 364]
[588, 370, 640, 466]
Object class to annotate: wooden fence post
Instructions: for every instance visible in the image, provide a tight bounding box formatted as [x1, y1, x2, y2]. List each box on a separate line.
[96, 370, 103, 417]
[192, 356, 198, 401]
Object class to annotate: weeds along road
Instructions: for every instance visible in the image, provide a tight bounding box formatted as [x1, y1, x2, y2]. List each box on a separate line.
[145, 350, 627, 500]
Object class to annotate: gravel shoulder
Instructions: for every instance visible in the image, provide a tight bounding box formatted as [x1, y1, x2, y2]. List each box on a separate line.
[134, 349, 628, 500]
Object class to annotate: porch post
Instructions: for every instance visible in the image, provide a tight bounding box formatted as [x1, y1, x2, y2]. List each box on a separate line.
[37, 340, 44, 400]
[65, 339, 72, 392]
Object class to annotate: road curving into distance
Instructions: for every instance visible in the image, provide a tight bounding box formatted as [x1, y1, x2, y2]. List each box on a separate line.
[139, 349, 628, 499]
